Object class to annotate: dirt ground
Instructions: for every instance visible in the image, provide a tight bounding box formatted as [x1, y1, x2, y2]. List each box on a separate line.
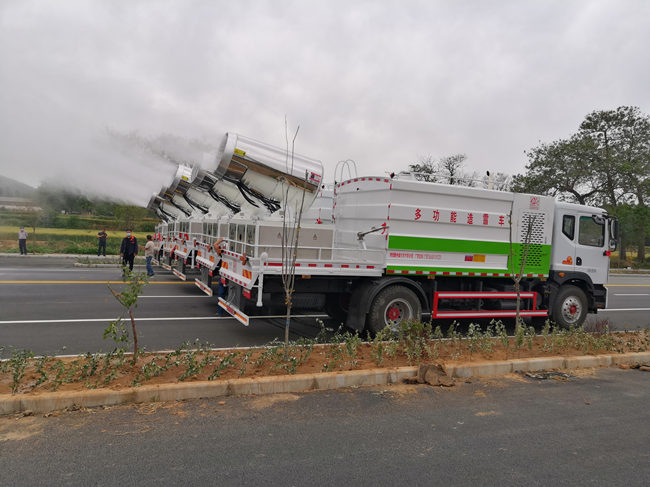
[2, 330, 648, 396]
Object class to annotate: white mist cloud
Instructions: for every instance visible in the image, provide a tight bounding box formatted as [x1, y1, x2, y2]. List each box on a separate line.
[0, 0, 648, 204]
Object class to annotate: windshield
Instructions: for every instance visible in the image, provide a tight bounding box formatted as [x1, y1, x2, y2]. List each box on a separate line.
[578, 216, 605, 247]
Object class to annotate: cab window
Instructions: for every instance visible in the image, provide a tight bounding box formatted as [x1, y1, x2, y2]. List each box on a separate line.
[562, 215, 575, 240]
[578, 216, 604, 247]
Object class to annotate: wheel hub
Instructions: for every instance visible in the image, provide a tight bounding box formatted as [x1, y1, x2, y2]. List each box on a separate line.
[387, 307, 401, 320]
[384, 298, 414, 329]
[561, 296, 583, 324]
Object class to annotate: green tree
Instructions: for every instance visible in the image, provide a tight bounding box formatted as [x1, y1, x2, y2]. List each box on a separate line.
[511, 135, 600, 205]
[106, 270, 148, 364]
[580, 107, 650, 262]
[114, 204, 150, 230]
[513, 106, 650, 263]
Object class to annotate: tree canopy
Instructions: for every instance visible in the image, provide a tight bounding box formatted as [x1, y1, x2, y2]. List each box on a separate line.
[512, 106, 650, 262]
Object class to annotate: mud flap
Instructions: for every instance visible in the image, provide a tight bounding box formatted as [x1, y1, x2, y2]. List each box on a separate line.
[195, 278, 213, 296]
[345, 280, 381, 331]
[218, 297, 250, 326]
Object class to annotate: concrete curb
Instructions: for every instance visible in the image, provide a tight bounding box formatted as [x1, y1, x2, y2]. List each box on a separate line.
[0, 253, 99, 258]
[2, 352, 649, 415]
[73, 263, 146, 268]
[610, 269, 650, 274]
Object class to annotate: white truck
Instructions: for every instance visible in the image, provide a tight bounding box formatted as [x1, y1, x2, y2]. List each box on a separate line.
[149, 133, 618, 333]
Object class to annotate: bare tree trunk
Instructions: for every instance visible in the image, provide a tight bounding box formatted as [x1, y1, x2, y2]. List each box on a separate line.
[639, 234, 646, 263]
[280, 120, 308, 360]
[510, 211, 536, 333]
[620, 239, 627, 262]
[514, 279, 521, 329]
[284, 294, 292, 354]
[129, 309, 138, 365]
[638, 200, 647, 264]
[283, 177, 307, 359]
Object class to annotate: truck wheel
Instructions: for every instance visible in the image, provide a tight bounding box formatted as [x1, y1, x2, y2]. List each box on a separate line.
[367, 285, 421, 334]
[552, 285, 588, 329]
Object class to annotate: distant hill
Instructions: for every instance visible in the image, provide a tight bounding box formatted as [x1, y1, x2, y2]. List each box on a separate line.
[0, 175, 36, 198]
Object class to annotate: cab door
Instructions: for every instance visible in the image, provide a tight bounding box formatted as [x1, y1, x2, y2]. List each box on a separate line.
[551, 212, 576, 273]
[575, 213, 609, 285]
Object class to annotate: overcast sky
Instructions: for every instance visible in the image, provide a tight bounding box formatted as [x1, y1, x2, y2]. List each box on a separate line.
[1, 0, 649, 205]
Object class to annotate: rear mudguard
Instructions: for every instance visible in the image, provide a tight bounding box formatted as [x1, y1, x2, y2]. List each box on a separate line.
[345, 277, 428, 331]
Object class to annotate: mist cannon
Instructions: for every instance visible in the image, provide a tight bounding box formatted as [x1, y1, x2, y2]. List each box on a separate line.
[207, 133, 323, 215]
[147, 193, 186, 221]
[153, 165, 227, 219]
[149, 132, 325, 222]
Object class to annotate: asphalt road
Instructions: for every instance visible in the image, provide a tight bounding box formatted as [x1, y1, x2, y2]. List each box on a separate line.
[1, 255, 649, 357]
[1, 368, 649, 486]
[0, 256, 333, 357]
[592, 273, 650, 330]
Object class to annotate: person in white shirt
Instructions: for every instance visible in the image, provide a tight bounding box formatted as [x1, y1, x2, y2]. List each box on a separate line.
[18, 227, 28, 255]
[144, 234, 155, 277]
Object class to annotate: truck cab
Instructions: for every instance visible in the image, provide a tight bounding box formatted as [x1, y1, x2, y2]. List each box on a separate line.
[548, 201, 617, 324]
[551, 202, 614, 285]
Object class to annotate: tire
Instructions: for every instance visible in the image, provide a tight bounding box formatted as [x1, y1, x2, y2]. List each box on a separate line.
[551, 285, 588, 329]
[367, 285, 422, 334]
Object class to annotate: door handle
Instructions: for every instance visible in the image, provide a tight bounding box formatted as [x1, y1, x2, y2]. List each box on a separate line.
[576, 257, 582, 266]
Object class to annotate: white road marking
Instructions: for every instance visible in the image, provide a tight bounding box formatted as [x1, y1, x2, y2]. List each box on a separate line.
[139, 295, 211, 298]
[251, 314, 328, 320]
[612, 293, 650, 296]
[0, 268, 122, 273]
[0, 314, 328, 325]
[599, 308, 650, 312]
[0, 317, 226, 325]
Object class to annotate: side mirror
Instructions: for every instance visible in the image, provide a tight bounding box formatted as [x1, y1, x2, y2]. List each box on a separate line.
[592, 215, 605, 225]
[610, 219, 619, 240]
[609, 219, 618, 251]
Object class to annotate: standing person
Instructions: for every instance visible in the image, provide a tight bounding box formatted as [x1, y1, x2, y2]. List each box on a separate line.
[97, 229, 108, 256]
[18, 226, 28, 255]
[119, 229, 138, 273]
[144, 234, 155, 277]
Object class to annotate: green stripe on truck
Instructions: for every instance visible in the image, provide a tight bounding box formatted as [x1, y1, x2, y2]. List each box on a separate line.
[388, 236, 510, 254]
[388, 236, 552, 275]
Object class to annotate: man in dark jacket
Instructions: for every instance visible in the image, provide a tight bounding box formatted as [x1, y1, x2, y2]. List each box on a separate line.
[119, 229, 138, 272]
[97, 229, 107, 256]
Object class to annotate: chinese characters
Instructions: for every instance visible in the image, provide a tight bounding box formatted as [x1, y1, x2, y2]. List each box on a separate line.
[412, 208, 507, 226]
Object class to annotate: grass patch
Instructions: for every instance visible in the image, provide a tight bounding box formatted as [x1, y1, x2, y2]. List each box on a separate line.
[0, 226, 151, 254]
[0, 226, 120, 237]
[610, 247, 650, 269]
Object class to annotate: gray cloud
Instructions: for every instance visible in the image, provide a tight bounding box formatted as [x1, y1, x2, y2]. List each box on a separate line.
[1, 0, 648, 204]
